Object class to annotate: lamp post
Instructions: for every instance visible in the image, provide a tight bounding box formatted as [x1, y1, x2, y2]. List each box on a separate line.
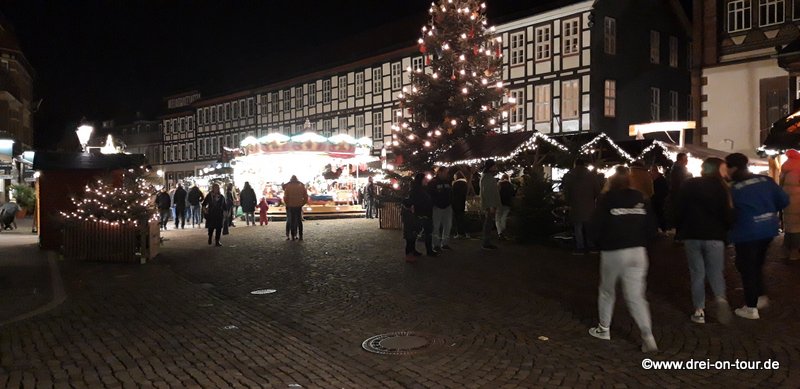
[76, 123, 94, 153]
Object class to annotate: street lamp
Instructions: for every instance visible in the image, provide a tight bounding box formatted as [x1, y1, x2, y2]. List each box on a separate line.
[76, 124, 94, 153]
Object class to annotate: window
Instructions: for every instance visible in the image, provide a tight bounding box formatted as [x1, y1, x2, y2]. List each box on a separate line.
[355, 72, 365, 97]
[603, 17, 617, 55]
[535, 26, 551, 61]
[240, 100, 246, 117]
[169, 146, 175, 162]
[225, 104, 231, 121]
[224, 135, 230, 148]
[189, 117, 194, 131]
[248, 98, 255, 116]
[534, 85, 551, 123]
[339, 117, 349, 134]
[794, 0, 800, 19]
[233, 134, 239, 147]
[373, 68, 383, 93]
[509, 89, 525, 125]
[181, 145, 187, 160]
[391, 62, 402, 90]
[604, 80, 616, 117]
[510, 32, 525, 66]
[189, 144, 194, 160]
[211, 107, 217, 123]
[271, 92, 279, 113]
[373, 112, 384, 139]
[283, 90, 291, 112]
[562, 18, 580, 56]
[670, 91, 679, 120]
[323, 80, 332, 103]
[650, 87, 661, 121]
[233, 101, 239, 119]
[339, 76, 348, 100]
[760, 0, 785, 26]
[200, 110, 206, 124]
[177, 145, 183, 161]
[669, 36, 678, 67]
[355, 115, 365, 137]
[200, 139, 206, 156]
[728, 0, 753, 32]
[561, 80, 580, 119]
[295, 86, 303, 108]
[309, 83, 317, 105]
[650, 31, 660, 64]
[412, 57, 424, 72]
[323, 119, 332, 136]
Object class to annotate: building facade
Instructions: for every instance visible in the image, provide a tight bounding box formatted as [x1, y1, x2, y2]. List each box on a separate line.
[694, 0, 800, 155]
[158, 0, 690, 179]
[0, 13, 34, 150]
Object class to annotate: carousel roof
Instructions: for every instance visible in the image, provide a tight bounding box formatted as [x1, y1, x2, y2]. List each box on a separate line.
[761, 110, 800, 154]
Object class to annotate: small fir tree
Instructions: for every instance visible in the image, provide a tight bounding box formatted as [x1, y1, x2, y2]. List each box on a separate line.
[391, 0, 513, 172]
[62, 169, 156, 226]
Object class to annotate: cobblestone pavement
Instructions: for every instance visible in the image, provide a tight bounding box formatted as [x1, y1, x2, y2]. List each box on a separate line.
[2, 218, 800, 388]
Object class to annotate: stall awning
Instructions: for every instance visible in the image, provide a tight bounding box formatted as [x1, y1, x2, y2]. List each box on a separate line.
[437, 131, 568, 166]
[33, 152, 148, 171]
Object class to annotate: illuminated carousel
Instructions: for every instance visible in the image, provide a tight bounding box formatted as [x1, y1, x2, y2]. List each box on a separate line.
[232, 128, 378, 219]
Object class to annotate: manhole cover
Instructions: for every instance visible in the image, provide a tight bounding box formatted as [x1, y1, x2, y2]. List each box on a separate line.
[221, 325, 238, 330]
[362, 332, 445, 355]
[251, 289, 277, 295]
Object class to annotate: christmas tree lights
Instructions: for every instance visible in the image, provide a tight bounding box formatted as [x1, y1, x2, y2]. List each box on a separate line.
[61, 168, 157, 227]
[392, 0, 513, 171]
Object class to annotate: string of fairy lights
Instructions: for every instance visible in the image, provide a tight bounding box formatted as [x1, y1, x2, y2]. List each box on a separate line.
[439, 132, 569, 167]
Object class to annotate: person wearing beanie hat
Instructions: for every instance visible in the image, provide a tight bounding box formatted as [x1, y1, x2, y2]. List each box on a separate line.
[480, 159, 501, 249]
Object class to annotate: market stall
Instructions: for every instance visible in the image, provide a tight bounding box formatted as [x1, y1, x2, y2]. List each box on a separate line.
[232, 132, 378, 218]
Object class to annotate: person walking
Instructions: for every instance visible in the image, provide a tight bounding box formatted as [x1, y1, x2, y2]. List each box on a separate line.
[155, 187, 171, 230]
[726, 153, 789, 320]
[173, 184, 187, 229]
[187, 185, 204, 228]
[283, 175, 309, 240]
[405, 172, 436, 258]
[588, 168, 659, 353]
[563, 159, 601, 255]
[239, 182, 257, 226]
[223, 183, 236, 228]
[670, 152, 692, 193]
[780, 149, 800, 260]
[451, 171, 470, 239]
[258, 197, 270, 226]
[675, 157, 734, 325]
[428, 166, 454, 251]
[496, 174, 515, 240]
[650, 165, 669, 233]
[480, 160, 501, 250]
[364, 177, 376, 219]
[202, 183, 227, 247]
[629, 161, 654, 199]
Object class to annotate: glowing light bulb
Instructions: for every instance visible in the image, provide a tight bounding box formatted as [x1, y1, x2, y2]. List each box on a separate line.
[481, 105, 488, 111]
[459, 54, 465, 61]
[406, 66, 412, 72]
[461, 33, 467, 39]
[502, 111, 509, 118]
[412, 86, 418, 93]
[402, 87, 408, 92]
[451, 119, 457, 125]
[408, 134, 415, 140]
[462, 87, 468, 94]
[481, 3, 486, 8]
[432, 73, 439, 79]
[396, 111, 403, 117]
[496, 81, 504, 88]
[443, 43, 450, 50]
[434, 130, 442, 136]
[490, 118, 497, 125]
[424, 141, 432, 147]
[418, 38, 424, 44]
[428, 31, 434, 36]
[481, 78, 488, 85]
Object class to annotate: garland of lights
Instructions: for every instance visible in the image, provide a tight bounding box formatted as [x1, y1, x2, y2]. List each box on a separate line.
[439, 131, 568, 167]
[579, 133, 636, 163]
[61, 170, 157, 227]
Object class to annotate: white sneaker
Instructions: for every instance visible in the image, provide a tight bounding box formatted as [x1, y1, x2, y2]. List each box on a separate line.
[734, 306, 760, 320]
[690, 311, 705, 324]
[588, 325, 611, 340]
[641, 335, 659, 353]
[757, 296, 770, 310]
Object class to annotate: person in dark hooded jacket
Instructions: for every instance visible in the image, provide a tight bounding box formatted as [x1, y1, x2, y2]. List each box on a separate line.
[239, 182, 258, 226]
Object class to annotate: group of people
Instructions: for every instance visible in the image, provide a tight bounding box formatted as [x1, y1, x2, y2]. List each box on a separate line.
[400, 160, 516, 262]
[154, 184, 209, 230]
[560, 152, 790, 353]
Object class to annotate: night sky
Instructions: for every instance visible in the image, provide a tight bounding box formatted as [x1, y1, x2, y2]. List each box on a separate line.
[1, 0, 691, 150]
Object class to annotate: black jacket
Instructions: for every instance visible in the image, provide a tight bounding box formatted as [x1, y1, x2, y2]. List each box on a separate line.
[427, 177, 452, 209]
[675, 177, 734, 241]
[239, 186, 257, 213]
[452, 179, 468, 211]
[155, 192, 171, 210]
[590, 188, 656, 251]
[202, 193, 228, 228]
[404, 188, 433, 218]
[187, 187, 204, 206]
[173, 187, 187, 208]
[499, 180, 515, 207]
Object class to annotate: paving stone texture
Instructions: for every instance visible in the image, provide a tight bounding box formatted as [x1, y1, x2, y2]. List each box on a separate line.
[1, 219, 800, 388]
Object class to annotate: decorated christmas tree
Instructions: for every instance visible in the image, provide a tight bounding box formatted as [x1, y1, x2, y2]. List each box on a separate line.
[391, 0, 512, 172]
[62, 168, 157, 227]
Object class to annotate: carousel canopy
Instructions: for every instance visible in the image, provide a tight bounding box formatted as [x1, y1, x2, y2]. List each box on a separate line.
[437, 131, 568, 166]
[239, 132, 372, 159]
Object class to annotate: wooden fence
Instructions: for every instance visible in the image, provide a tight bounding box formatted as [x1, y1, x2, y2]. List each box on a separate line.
[379, 201, 402, 230]
[63, 220, 160, 263]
